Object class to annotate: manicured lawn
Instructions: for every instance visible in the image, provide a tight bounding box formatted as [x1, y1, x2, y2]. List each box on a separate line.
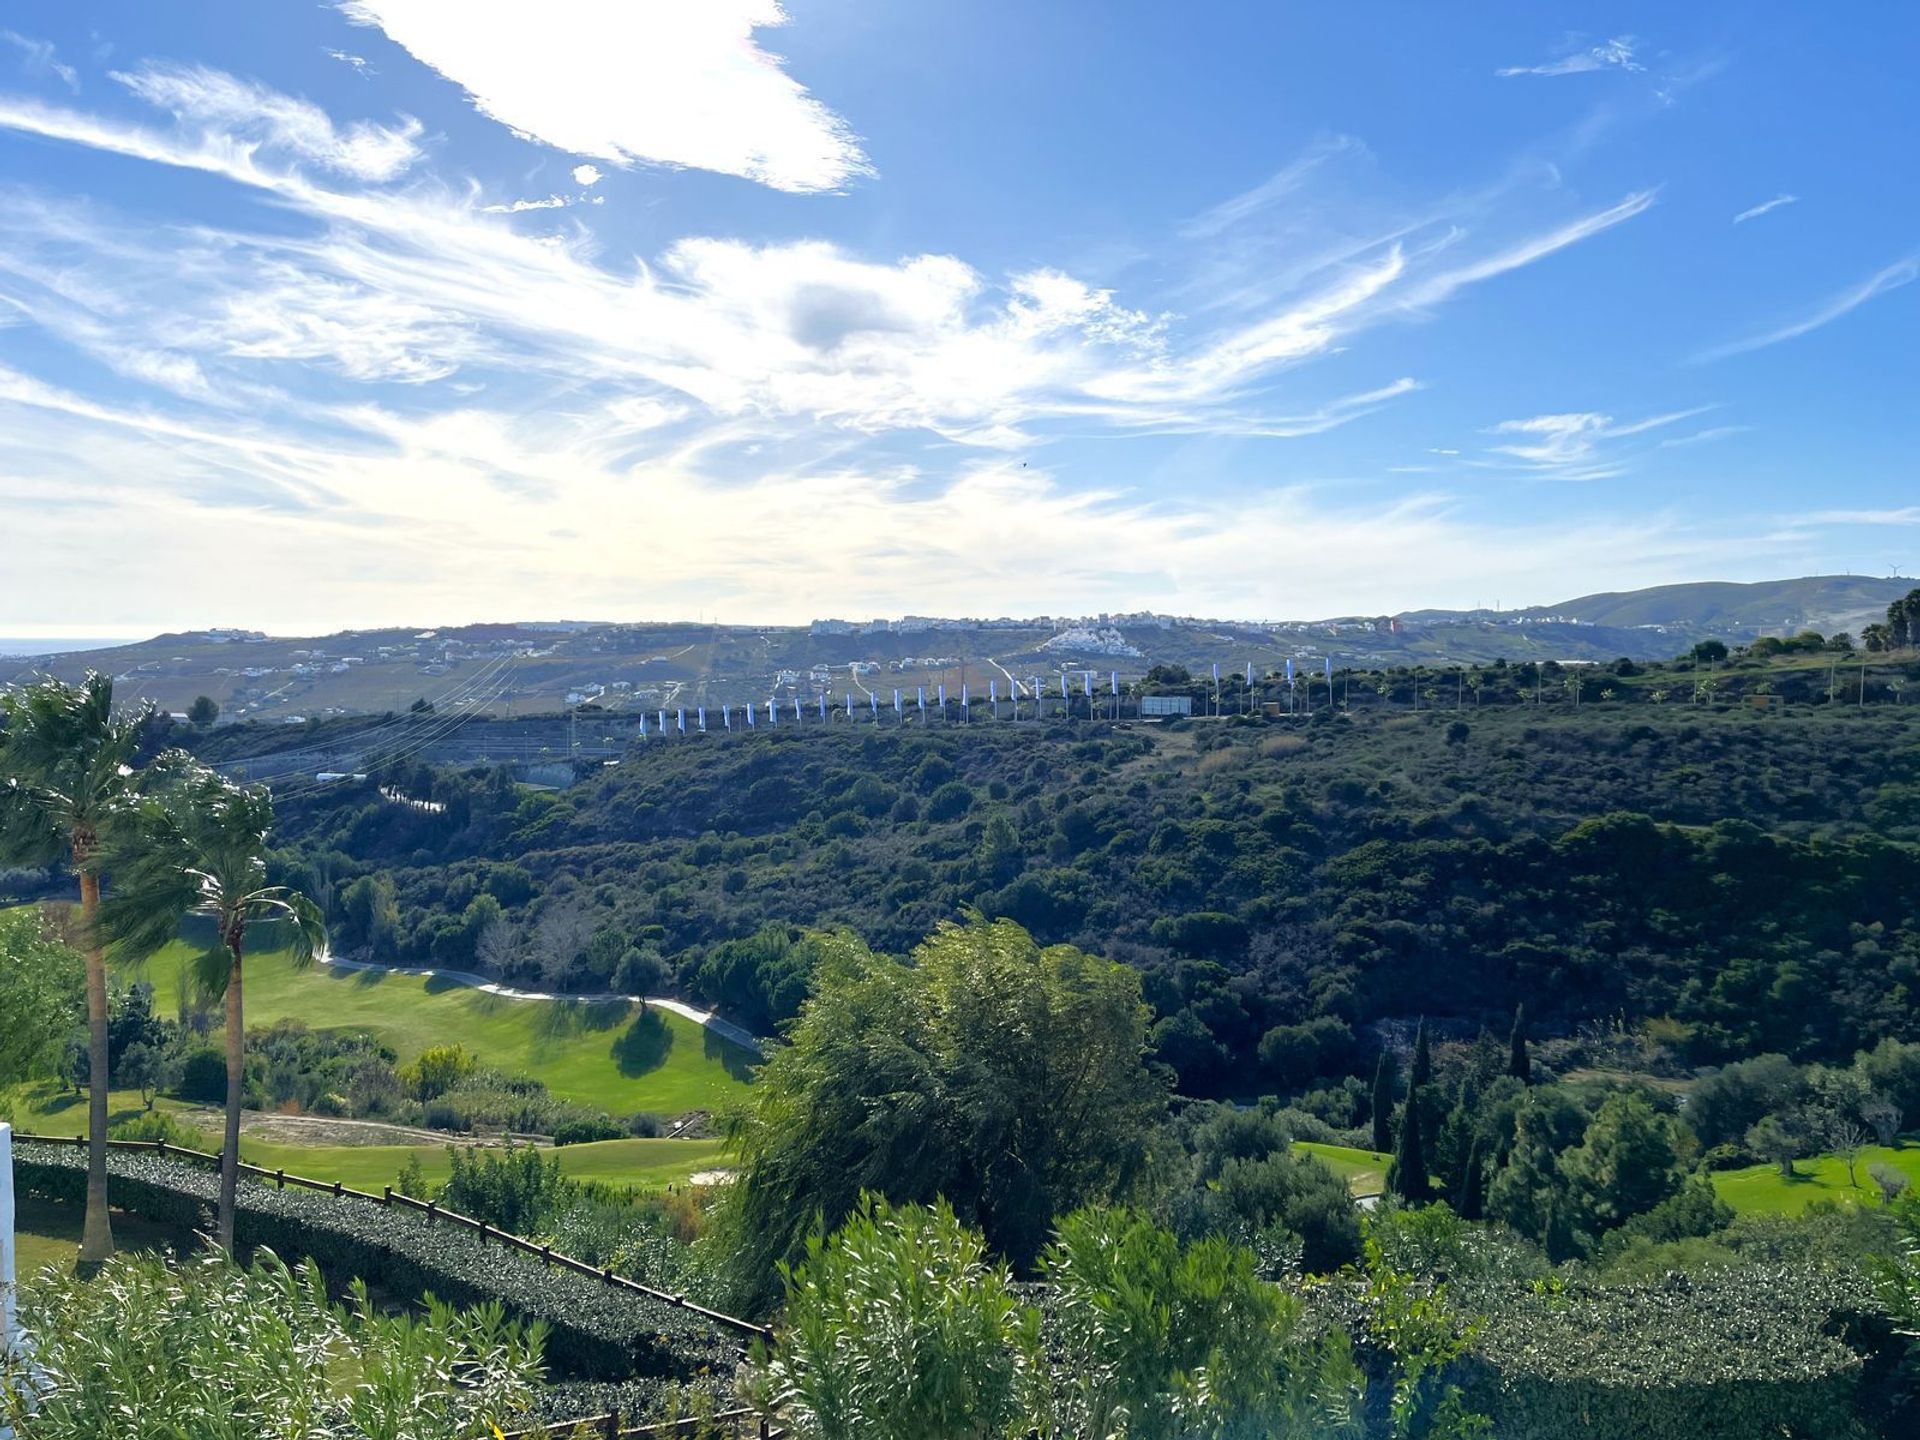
[1298, 1140, 1390, 1197]
[233, 1134, 727, 1194]
[139, 942, 755, 1114]
[9, 1194, 194, 1277]
[5, 1084, 726, 1193]
[1711, 1139, 1920, 1216]
[4, 1083, 212, 1141]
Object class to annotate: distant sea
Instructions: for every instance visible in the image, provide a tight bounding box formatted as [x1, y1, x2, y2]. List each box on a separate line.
[0, 637, 137, 659]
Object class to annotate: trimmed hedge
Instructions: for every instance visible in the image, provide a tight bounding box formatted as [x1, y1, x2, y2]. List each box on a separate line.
[11, 1142, 740, 1383]
[1454, 1268, 1873, 1440]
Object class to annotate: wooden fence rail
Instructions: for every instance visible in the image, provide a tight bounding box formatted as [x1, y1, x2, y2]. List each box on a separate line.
[10, 1133, 774, 1343]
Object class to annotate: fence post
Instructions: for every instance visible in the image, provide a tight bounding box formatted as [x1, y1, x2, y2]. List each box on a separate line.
[332, 1180, 343, 1198]
[382, 1186, 392, 1206]
[426, 1201, 436, 1224]
[276, 1169, 286, 1189]
[602, 1414, 618, 1440]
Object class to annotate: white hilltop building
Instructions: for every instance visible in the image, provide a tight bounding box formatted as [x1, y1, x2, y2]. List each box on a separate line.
[1040, 625, 1143, 658]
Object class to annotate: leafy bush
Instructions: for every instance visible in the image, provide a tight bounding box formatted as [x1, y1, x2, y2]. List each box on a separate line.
[12, 1141, 747, 1382]
[440, 1143, 572, 1234]
[1, 1248, 544, 1438]
[177, 1045, 227, 1103]
[108, 1108, 213, 1149]
[751, 1196, 1035, 1440]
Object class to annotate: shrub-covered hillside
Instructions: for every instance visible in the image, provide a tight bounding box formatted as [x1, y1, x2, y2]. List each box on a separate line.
[260, 704, 1920, 1092]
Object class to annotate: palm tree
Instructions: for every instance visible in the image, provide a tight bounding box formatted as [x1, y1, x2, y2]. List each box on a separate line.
[0, 672, 152, 1262]
[98, 756, 323, 1250]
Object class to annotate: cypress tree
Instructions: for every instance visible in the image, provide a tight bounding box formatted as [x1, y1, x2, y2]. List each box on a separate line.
[1370, 1052, 1396, 1154]
[1509, 1003, 1532, 1084]
[1457, 1135, 1486, 1220]
[1388, 1085, 1433, 1203]
[1411, 1017, 1432, 1091]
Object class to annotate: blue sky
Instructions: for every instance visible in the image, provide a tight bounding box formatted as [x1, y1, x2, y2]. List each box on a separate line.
[0, 2, 1913, 637]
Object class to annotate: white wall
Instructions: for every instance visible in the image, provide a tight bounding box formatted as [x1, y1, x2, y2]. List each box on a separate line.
[0, 1121, 14, 1352]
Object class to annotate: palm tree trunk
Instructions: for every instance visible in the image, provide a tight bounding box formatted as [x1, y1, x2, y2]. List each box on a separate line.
[77, 866, 115, 1263]
[219, 942, 244, 1252]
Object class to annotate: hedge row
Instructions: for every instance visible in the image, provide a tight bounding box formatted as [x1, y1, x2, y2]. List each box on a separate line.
[1452, 1268, 1874, 1440]
[12, 1141, 741, 1383]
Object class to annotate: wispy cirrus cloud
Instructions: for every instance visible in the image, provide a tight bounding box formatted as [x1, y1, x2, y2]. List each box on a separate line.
[1805, 508, 1920, 526]
[1733, 193, 1797, 224]
[1498, 36, 1642, 79]
[0, 29, 77, 92]
[337, 0, 871, 193]
[113, 61, 423, 181]
[0, 68, 1654, 447]
[0, 54, 1694, 632]
[1179, 134, 1366, 240]
[1659, 423, 1750, 448]
[1485, 406, 1711, 481]
[1695, 255, 1919, 362]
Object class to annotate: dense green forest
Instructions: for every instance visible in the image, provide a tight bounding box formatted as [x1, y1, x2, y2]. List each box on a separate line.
[255, 697, 1920, 1097]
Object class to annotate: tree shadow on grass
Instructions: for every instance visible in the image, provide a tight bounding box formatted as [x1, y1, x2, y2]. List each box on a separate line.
[704, 1025, 760, 1084]
[613, 1009, 674, 1077]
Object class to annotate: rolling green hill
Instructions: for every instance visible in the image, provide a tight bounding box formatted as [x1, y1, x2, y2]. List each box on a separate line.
[10, 575, 1909, 723]
[1541, 574, 1908, 636]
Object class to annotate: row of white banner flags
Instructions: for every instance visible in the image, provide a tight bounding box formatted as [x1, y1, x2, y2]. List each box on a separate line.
[633, 658, 1336, 737]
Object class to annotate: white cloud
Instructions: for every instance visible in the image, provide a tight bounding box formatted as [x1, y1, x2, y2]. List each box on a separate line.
[1180, 135, 1364, 239]
[571, 163, 602, 187]
[1499, 36, 1642, 78]
[1695, 255, 1919, 362]
[1733, 193, 1797, 224]
[0, 377, 1818, 634]
[1399, 190, 1657, 309]
[1486, 407, 1710, 480]
[480, 194, 571, 213]
[0, 29, 78, 92]
[0, 75, 1661, 452]
[1805, 508, 1920, 527]
[338, 0, 871, 193]
[325, 49, 374, 77]
[0, 67, 1708, 632]
[1659, 424, 1750, 448]
[112, 62, 422, 181]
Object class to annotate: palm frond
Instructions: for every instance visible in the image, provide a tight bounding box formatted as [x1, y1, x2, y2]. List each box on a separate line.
[92, 752, 323, 969]
[0, 672, 153, 841]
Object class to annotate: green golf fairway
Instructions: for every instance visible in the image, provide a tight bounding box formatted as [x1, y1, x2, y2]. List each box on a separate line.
[138, 942, 755, 1115]
[1297, 1140, 1390, 1197]
[1711, 1140, 1920, 1216]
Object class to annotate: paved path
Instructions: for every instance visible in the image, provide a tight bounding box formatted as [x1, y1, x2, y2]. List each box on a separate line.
[313, 951, 766, 1056]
